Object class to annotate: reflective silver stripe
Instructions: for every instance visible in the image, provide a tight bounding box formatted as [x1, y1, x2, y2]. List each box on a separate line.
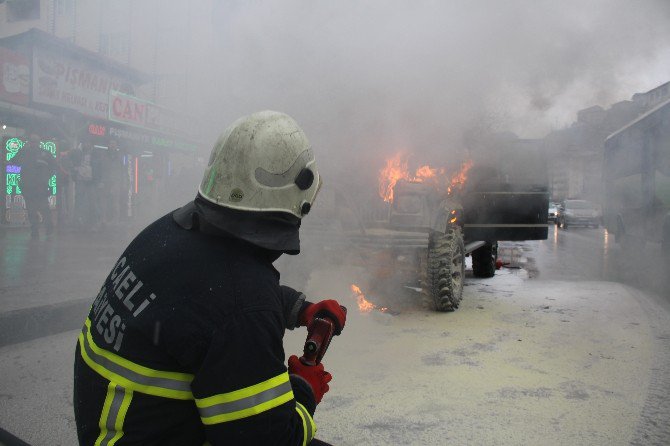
[464, 224, 549, 228]
[295, 401, 314, 444]
[466, 191, 548, 195]
[287, 293, 306, 330]
[99, 386, 126, 446]
[81, 324, 192, 395]
[95, 383, 133, 446]
[198, 380, 293, 419]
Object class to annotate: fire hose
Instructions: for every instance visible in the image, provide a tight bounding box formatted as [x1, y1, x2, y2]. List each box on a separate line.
[299, 306, 346, 366]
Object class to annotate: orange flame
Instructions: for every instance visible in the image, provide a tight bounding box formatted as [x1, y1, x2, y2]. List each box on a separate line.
[378, 153, 411, 202]
[414, 165, 438, 179]
[378, 153, 474, 201]
[378, 155, 444, 202]
[447, 159, 474, 195]
[350, 284, 387, 313]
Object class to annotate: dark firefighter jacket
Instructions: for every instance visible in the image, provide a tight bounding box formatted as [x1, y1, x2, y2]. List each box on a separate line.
[73, 211, 317, 445]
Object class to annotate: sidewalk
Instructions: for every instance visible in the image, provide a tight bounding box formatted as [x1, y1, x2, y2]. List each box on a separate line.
[0, 330, 78, 446]
[0, 226, 137, 347]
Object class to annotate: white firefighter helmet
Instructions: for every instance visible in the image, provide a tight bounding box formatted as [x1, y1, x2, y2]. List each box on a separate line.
[199, 111, 321, 218]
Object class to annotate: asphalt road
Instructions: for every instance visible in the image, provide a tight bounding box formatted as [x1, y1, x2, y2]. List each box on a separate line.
[0, 224, 668, 445]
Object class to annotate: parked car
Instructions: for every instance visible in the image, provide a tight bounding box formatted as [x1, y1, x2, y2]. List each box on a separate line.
[548, 202, 559, 222]
[557, 199, 600, 228]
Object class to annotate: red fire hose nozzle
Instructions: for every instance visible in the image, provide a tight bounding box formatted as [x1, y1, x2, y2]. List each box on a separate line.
[299, 306, 346, 366]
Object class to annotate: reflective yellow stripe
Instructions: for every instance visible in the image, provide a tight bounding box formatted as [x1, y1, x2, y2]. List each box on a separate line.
[79, 318, 194, 400]
[197, 373, 289, 407]
[94, 383, 116, 446]
[294, 401, 316, 446]
[196, 372, 295, 424]
[94, 383, 133, 446]
[81, 319, 298, 428]
[84, 318, 192, 381]
[296, 405, 307, 446]
[109, 387, 133, 445]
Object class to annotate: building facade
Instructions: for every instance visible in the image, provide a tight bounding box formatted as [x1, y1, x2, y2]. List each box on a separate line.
[543, 82, 670, 204]
[0, 17, 205, 227]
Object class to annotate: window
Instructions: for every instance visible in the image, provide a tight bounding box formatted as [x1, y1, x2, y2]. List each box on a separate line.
[56, 0, 73, 16]
[6, 0, 41, 22]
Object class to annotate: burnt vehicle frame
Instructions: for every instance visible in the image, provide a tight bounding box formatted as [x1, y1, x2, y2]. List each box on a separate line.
[348, 144, 549, 312]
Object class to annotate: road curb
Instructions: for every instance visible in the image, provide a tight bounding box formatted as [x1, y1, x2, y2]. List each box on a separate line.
[0, 298, 90, 348]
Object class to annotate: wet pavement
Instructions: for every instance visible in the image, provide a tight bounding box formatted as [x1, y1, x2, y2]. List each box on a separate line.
[0, 226, 137, 312]
[0, 225, 138, 347]
[533, 224, 670, 299]
[0, 224, 669, 445]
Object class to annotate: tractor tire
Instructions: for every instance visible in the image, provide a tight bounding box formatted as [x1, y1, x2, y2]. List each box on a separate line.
[472, 242, 498, 278]
[422, 227, 465, 312]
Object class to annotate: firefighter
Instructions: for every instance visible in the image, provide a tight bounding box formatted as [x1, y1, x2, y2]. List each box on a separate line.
[73, 111, 347, 445]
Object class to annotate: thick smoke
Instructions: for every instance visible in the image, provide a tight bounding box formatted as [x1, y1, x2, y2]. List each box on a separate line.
[192, 0, 670, 169]
[187, 0, 670, 301]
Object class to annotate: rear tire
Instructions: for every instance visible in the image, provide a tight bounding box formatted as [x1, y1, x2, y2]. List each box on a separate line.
[472, 242, 497, 278]
[423, 227, 464, 312]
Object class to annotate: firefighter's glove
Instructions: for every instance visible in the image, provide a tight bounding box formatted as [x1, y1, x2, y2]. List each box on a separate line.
[288, 355, 332, 404]
[299, 300, 346, 335]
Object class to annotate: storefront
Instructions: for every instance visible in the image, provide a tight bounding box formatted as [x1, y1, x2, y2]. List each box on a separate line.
[83, 118, 199, 220]
[0, 28, 201, 228]
[3, 136, 58, 226]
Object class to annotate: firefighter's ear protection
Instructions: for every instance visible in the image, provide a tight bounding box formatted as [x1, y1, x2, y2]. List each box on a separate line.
[295, 168, 314, 190]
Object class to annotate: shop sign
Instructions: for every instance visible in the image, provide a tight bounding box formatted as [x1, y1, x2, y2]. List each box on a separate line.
[0, 46, 30, 105]
[109, 90, 190, 137]
[88, 123, 106, 136]
[107, 125, 197, 153]
[3, 137, 58, 225]
[32, 46, 138, 119]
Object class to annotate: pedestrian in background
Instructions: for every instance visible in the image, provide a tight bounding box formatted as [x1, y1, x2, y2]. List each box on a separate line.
[14, 132, 56, 239]
[72, 141, 95, 231]
[56, 139, 76, 228]
[90, 144, 105, 231]
[103, 140, 127, 225]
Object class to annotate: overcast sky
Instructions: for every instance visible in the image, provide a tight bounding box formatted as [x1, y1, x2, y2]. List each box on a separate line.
[181, 0, 670, 169]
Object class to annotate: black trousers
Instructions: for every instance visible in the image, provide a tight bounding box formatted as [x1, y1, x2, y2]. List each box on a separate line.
[24, 194, 53, 235]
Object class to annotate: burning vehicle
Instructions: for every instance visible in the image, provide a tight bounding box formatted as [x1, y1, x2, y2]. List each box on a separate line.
[348, 145, 549, 312]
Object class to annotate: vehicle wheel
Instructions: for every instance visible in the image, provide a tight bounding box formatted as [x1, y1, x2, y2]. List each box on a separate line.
[472, 241, 497, 278]
[423, 227, 464, 312]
